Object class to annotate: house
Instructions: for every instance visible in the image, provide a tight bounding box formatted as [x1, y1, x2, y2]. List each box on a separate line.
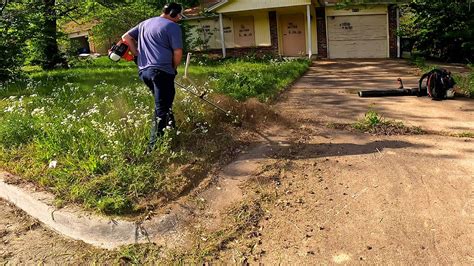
[185, 0, 403, 59]
[62, 20, 112, 55]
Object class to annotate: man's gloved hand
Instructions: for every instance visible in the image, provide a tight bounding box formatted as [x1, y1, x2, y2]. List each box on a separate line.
[133, 56, 138, 65]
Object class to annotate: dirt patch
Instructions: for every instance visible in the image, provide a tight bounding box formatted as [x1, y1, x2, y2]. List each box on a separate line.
[1, 59, 473, 264]
[0, 199, 112, 264]
[212, 125, 473, 264]
[328, 122, 426, 136]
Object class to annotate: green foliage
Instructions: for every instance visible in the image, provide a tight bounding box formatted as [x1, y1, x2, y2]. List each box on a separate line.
[2, 0, 200, 80]
[209, 58, 311, 102]
[89, 0, 201, 54]
[0, 110, 39, 148]
[401, 0, 474, 62]
[0, 0, 32, 81]
[353, 109, 382, 130]
[453, 69, 474, 98]
[0, 57, 309, 214]
[353, 109, 425, 135]
[89, 3, 159, 51]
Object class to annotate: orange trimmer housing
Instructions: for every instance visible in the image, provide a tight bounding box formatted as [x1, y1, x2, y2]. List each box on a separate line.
[108, 40, 135, 62]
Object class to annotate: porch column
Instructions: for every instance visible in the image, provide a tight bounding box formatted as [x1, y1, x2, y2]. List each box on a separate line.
[396, 7, 401, 58]
[306, 4, 312, 59]
[219, 13, 226, 58]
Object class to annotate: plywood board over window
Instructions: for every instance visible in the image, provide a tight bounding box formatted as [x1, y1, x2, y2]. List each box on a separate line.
[233, 16, 256, 47]
[199, 21, 219, 50]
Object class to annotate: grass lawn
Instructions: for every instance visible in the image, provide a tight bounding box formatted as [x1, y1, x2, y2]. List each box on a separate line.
[0, 56, 310, 214]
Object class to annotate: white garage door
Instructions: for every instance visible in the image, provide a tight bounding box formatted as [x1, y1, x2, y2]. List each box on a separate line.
[327, 14, 388, 58]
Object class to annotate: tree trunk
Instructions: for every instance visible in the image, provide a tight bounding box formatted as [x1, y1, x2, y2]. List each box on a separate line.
[42, 0, 67, 69]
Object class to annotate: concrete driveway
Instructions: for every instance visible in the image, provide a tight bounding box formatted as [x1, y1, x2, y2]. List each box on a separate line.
[282, 59, 473, 133]
[255, 59, 474, 263]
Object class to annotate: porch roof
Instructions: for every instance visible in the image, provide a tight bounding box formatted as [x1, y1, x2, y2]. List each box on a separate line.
[208, 0, 405, 13]
[208, 0, 316, 13]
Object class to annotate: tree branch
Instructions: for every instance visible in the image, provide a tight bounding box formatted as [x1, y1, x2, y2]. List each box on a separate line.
[66, 13, 83, 25]
[55, 5, 79, 17]
[0, 0, 9, 15]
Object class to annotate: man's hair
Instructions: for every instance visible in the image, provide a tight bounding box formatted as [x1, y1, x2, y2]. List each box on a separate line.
[163, 2, 182, 18]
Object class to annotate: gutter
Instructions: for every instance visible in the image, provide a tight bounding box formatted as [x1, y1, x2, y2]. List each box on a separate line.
[206, 0, 229, 12]
[183, 14, 219, 21]
[324, 1, 407, 6]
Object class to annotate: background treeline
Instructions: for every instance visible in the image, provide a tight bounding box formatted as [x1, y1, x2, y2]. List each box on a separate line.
[0, 0, 199, 81]
[1, 0, 473, 82]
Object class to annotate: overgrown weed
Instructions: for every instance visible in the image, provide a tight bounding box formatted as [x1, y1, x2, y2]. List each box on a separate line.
[0, 56, 310, 214]
[352, 109, 425, 135]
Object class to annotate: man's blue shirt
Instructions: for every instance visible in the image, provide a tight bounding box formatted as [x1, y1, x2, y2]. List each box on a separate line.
[127, 17, 182, 75]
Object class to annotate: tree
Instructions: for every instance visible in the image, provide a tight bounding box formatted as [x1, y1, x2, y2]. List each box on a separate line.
[0, 0, 203, 81]
[89, 0, 200, 54]
[0, 0, 32, 81]
[401, 0, 473, 62]
[38, 0, 69, 69]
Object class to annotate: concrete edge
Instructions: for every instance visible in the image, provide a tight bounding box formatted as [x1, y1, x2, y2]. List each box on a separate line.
[0, 132, 279, 250]
[0, 173, 184, 250]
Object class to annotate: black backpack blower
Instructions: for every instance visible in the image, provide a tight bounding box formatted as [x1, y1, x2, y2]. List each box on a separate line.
[358, 68, 455, 100]
[418, 68, 456, 100]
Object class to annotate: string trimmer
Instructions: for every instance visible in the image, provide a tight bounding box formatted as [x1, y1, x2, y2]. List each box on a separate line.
[108, 40, 241, 125]
[177, 53, 242, 126]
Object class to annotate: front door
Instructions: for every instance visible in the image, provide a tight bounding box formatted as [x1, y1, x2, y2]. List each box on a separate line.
[280, 14, 306, 56]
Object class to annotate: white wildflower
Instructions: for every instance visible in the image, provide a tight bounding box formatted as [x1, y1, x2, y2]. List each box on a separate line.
[4, 106, 15, 113]
[31, 107, 45, 117]
[48, 160, 57, 169]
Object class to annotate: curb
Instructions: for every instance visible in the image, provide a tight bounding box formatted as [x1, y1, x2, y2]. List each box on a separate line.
[0, 130, 279, 250]
[0, 172, 185, 250]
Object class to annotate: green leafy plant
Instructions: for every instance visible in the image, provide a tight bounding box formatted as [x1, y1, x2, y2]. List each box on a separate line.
[353, 109, 383, 130]
[0, 56, 310, 214]
[353, 109, 425, 135]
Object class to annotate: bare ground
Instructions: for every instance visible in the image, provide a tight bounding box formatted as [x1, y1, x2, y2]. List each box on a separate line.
[1, 59, 473, 264]
[0, 198, 112, 264]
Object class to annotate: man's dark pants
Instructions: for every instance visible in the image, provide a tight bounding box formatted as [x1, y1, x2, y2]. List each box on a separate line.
[139, 67, 176, 150]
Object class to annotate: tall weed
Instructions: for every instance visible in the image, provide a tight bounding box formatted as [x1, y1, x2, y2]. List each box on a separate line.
[0, 57, 310, 214]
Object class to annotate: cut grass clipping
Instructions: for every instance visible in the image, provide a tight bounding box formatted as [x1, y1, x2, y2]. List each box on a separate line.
[0, 57, 310, 214]
[352, 109, 424, 135]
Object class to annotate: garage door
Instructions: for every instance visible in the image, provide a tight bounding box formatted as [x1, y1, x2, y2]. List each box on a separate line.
[327, 14, 388, 58]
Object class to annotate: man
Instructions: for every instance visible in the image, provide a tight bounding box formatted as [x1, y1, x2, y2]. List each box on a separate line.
[122, 2, 183, 152]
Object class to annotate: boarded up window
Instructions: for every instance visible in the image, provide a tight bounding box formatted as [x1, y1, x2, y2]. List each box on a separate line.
[194, 20, 219, 50]
[233, 16, 255, 47]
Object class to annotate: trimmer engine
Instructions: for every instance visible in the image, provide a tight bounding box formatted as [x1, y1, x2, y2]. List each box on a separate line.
[108, 41, 134, 62]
